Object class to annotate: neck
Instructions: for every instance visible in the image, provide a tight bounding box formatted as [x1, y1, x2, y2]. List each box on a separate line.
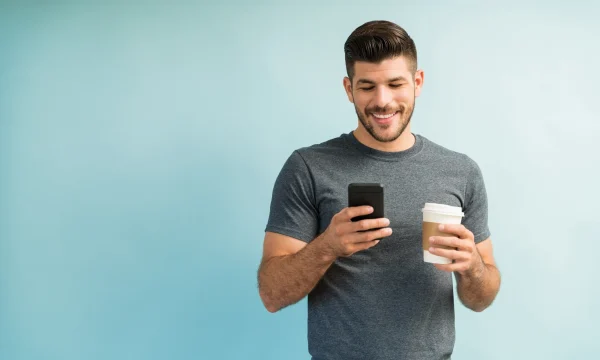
[353, 124, 415, 152]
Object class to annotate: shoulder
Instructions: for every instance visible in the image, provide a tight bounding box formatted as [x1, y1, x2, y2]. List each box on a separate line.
[419, 135, 480, 172]
[277, 134, 349, 175]
[294, 134, 350, 162]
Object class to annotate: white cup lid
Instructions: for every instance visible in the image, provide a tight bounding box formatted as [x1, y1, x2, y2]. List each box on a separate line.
[422, 203, 464, 217]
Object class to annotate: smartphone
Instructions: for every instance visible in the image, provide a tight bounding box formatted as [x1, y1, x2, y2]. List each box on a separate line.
[348, 183, 384, 223]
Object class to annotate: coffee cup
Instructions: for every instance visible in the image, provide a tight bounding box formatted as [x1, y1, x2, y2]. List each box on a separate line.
[422, 203, 464, 264]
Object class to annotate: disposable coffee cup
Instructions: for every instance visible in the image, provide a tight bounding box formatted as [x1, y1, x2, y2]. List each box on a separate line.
[422, 203, 464, 264]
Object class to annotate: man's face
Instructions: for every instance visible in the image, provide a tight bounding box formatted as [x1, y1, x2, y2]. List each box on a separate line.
[343, 56, 423, 143]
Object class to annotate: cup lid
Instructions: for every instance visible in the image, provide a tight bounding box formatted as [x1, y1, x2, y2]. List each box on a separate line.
[422, 203, 464, 217]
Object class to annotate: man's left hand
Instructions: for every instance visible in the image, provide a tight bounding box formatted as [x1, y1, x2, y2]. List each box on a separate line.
[429, 224, 485, 276]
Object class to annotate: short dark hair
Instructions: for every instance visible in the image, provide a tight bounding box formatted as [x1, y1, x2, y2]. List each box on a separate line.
[344, 20, 418, 80]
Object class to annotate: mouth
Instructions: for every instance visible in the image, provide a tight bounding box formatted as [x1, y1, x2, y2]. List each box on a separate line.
[370, 111, 399, 125]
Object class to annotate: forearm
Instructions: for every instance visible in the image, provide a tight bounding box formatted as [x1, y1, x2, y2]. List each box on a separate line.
[258, 234, 336, 313]
[456, 261, 501, 312]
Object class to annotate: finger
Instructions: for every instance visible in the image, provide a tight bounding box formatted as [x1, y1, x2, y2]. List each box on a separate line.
[429, 236, 469, 250]
[341, 206, 374, 222]
[351, 217, 390, 233]
[349, 227, 393, 243]
[438, 224, 473, 240]
[349, 239, 381, 253]
[433, 262, 469, 273]
[433, 263, 459, 272]
[428, 246, 470, 261]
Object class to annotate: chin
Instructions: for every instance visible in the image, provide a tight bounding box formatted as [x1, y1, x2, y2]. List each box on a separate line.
[374, 124, 407, 142]
[377, 124, 397, 134]
[372, 131, 398, 143]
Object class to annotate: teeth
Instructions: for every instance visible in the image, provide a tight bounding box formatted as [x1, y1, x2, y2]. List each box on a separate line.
[372, 112, 396, 119]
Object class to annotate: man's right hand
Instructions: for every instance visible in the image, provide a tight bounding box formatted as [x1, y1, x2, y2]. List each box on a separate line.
[259, 206, 391, 312]
[318, 206, 392, 259]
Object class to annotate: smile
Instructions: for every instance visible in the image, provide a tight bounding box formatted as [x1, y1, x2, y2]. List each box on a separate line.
[371, 112, 397, 119]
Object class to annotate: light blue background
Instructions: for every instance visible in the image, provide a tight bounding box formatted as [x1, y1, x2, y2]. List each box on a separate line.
[1, 1, 599, 359]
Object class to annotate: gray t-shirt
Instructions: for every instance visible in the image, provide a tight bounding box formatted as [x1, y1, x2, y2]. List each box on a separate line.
[265, 132, 490, 360]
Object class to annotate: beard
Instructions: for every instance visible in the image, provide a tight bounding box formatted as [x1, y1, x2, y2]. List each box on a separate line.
[354, 96, 415, 143]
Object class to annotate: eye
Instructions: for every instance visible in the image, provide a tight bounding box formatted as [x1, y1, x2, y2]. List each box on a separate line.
[389, 84, 404, 88]
[360, 87, 375, 91]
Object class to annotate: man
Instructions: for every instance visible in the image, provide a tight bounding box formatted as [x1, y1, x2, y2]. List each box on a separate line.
[258, 20, 501, 360]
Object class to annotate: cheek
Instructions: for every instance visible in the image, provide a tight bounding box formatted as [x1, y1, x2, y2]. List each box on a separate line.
[397, 93, 415, 106]
[356, 97, 368, 107]
[397, 88, 413, 99]
[352, 94, 369, 109]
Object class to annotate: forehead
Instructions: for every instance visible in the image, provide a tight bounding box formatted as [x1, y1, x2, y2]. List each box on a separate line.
[353, 56, 412, 83]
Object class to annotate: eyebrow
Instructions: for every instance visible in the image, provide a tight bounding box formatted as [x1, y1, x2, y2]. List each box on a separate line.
[356, 76, 409, 85]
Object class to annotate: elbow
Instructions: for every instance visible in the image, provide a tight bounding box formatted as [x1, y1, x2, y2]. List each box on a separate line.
[470, 301, 493, 313]
[262, 299, 279, 313]
[259, 289, 280, 313]
[265, 304, 279, 313]
[459, 297, 489, 313]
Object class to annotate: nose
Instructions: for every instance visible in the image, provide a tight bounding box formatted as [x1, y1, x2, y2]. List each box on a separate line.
[373, 86, 392, 109]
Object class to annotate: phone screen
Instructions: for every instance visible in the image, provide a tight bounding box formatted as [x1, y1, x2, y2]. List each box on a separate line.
[348, 183, 384, 222]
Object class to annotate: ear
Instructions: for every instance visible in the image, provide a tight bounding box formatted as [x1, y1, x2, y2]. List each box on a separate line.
[343, 77, 354, 103]
[414, 69, 424, 98]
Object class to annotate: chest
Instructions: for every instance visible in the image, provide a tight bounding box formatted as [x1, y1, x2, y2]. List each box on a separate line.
[314, 164, 466, 236]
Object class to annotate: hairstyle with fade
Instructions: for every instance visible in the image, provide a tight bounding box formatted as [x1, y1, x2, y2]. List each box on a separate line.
[344, 20, 418, 80]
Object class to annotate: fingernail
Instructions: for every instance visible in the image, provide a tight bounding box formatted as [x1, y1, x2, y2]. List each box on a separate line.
[384, 218, 390, 225]
[386, 228, 393, 234]
[429, 247, 435, 253]
[429, 237, 435, 243]
[439, 224, 444, 231]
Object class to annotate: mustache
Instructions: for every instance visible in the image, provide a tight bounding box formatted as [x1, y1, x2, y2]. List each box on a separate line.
[366, 105, 405, 114]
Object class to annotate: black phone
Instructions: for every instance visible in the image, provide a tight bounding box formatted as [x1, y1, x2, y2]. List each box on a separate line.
[348, 183, 384, 223]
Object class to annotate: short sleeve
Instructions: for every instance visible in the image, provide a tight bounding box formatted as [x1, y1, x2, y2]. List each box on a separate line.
[264, 150, 319, 243]
[462, 158, 491, 244]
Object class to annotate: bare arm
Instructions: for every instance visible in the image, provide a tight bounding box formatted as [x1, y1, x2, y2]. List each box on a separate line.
[258, 232, 335, 313]
[429, 227, 501, 312]
[455, 238, 501, 312]
[258, 206, 392, 313]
